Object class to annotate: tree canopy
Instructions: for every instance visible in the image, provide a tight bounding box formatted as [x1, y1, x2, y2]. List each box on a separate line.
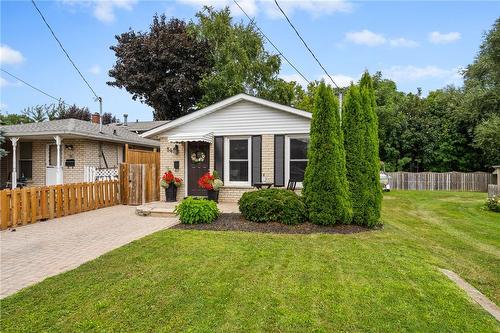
[108, 14, 212, 120]
[192, 7, 282, 108]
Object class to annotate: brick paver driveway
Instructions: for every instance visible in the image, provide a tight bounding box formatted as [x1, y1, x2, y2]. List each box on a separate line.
[0, 206, 178, 298]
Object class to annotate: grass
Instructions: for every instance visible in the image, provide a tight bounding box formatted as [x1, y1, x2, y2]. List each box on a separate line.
[1, 191, 499, 332]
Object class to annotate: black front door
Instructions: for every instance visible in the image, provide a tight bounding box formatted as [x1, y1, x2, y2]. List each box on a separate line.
[187, 141, 210, 196]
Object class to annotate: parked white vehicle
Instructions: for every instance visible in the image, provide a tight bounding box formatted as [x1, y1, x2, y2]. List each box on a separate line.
[380, 172, 391, 192]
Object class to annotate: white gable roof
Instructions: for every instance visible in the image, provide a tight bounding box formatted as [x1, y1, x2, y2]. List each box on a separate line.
[141, 94, 312, 138]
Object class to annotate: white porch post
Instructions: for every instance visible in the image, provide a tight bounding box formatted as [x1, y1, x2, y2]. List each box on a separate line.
[10, 137, 19, 189]
[54, 135, 63, 184]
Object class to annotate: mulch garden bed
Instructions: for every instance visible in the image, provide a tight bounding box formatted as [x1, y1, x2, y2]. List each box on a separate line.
[172, 213, 378, 234]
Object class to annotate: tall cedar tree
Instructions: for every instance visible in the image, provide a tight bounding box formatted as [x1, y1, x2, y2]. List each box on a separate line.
[108, 15, 211, 120]
[342, 85, 369, 224]
[359, 72, 382, 225]
[302, 83, 352, 225]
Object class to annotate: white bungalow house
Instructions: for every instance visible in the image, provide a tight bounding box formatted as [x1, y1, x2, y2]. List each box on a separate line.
[142, 94, 312, 202]
[0, 117, 160, 189]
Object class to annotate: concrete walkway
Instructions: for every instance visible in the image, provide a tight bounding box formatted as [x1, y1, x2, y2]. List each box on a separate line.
[0, 205, 178, 298]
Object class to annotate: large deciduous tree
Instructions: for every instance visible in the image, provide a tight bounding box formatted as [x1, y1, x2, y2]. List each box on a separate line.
[303, 82, 352, 225]
[108, 15, 211, 120]
[192, 7, 281, 108]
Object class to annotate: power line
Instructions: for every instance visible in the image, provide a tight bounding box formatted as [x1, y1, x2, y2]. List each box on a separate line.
[273, 0, 339, 89]
[1, 68, 72, 106]
[31, 0, 99, 99]
[232, 0, 310, 85]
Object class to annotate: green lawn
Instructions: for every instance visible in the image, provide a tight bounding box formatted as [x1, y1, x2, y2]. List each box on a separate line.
[1, 191, 499, 332]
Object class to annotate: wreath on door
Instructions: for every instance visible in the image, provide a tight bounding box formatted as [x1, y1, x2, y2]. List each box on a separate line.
[191, 151, 206, 164]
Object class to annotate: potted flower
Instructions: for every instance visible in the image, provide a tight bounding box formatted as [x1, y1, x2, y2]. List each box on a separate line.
[198, 170, 223, 202]
[160, 170, 182, 202]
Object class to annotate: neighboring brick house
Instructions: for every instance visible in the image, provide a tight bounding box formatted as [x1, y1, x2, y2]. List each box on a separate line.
[141, 94, 312, 202]
[0, 117, 160, 188]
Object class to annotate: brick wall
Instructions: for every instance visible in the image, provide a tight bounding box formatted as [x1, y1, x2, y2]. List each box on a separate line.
[218, 186, 256, 202]
[31, 141, 48, 186]
[159, 138, 185, 201]
[261, 134, 274, 183]
[10, 139, 124, 187]
[158, 134, 279, 203]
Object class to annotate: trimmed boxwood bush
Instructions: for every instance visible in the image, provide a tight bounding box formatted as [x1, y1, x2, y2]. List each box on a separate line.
[174, 197, 220, 224]
[238, 189, 306, 225]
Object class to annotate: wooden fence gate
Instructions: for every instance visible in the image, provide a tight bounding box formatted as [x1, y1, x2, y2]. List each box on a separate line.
[119, 163, 159, 205]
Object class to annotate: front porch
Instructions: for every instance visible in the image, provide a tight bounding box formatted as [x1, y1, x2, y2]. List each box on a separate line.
[135, 200, 240, 217]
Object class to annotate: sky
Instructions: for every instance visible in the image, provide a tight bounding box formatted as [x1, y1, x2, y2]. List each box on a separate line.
[1, 0, 499, 122]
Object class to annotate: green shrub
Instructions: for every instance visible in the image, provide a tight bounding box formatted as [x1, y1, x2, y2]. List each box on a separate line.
[174, 197, 220, 224]
[302, 82, 352, 225]
[484, 195, 500, 212]
[238, 189, 306, 225]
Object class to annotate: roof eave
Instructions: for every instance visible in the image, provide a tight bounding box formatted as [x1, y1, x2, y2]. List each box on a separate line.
[1, 130, 160, 148]
[141, 93, 311, 138]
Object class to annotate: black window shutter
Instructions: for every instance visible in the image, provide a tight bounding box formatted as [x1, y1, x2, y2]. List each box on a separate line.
[214, 136, 224, 180]
[251, 136, 262, 185]
[274, 135, 285, 187]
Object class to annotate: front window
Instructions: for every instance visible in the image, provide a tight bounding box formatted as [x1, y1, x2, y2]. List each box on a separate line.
[288, 136, 309, 183]
[225, 137, 251, 186]
[19, 142, 33, 180]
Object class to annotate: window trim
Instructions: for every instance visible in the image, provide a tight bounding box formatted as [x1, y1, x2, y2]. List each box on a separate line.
[224, 136, 252, 187]
[285, 134, 309, 188]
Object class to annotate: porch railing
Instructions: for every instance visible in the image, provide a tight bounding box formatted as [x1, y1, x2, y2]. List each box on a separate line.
[83, 166, 119, 182]
[0, 180, 119, 230]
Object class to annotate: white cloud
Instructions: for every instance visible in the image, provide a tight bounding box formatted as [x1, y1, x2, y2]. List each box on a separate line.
[263, 0, 353, 19]
[383, 65, 461, 82]
[89, 65, 101, 75]
[0, 77, 7, 87]
[0, 103, 7, 110]
[429, 31, 461, 44]
[178, 0, 352, 18]
[178, 0, 257, 17]
[0, 45, 25, 65]
[319, 74, 356, 87]
[345, 30, 386, 46]
[280, 73, 308, 87]
[281, 72, 357, 88]
[94, 0, 136, 23]
[62, 0, 136, 23]
[389, 37, 419, 48]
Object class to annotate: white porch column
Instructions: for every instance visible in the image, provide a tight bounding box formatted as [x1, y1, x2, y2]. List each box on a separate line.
[10, 137, 19, 189]
[54, 135, 63, 184]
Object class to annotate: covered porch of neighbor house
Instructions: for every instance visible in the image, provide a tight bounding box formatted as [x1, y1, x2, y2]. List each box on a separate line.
[0, 134, 123, 189]
[1, 135, 64, 189]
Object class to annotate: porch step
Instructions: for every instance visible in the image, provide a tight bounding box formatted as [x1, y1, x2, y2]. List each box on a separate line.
[135, 202, 176, 217]
[135, 201, 240, 217]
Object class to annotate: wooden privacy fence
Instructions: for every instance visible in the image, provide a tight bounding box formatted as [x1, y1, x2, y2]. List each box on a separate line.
[0, 180, 119, 230]
[488, 185, 500, 198]
[125, 145, 160, 165]
[119, 163, 159, 206]
[388, 172, 493, 192]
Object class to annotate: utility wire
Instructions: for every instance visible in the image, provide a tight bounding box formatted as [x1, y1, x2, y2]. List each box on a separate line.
[31, 0, 99, 99]
[233, 0, 310, 85]
[273, 0, 339, 89]
[1, 68, 72, 106]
